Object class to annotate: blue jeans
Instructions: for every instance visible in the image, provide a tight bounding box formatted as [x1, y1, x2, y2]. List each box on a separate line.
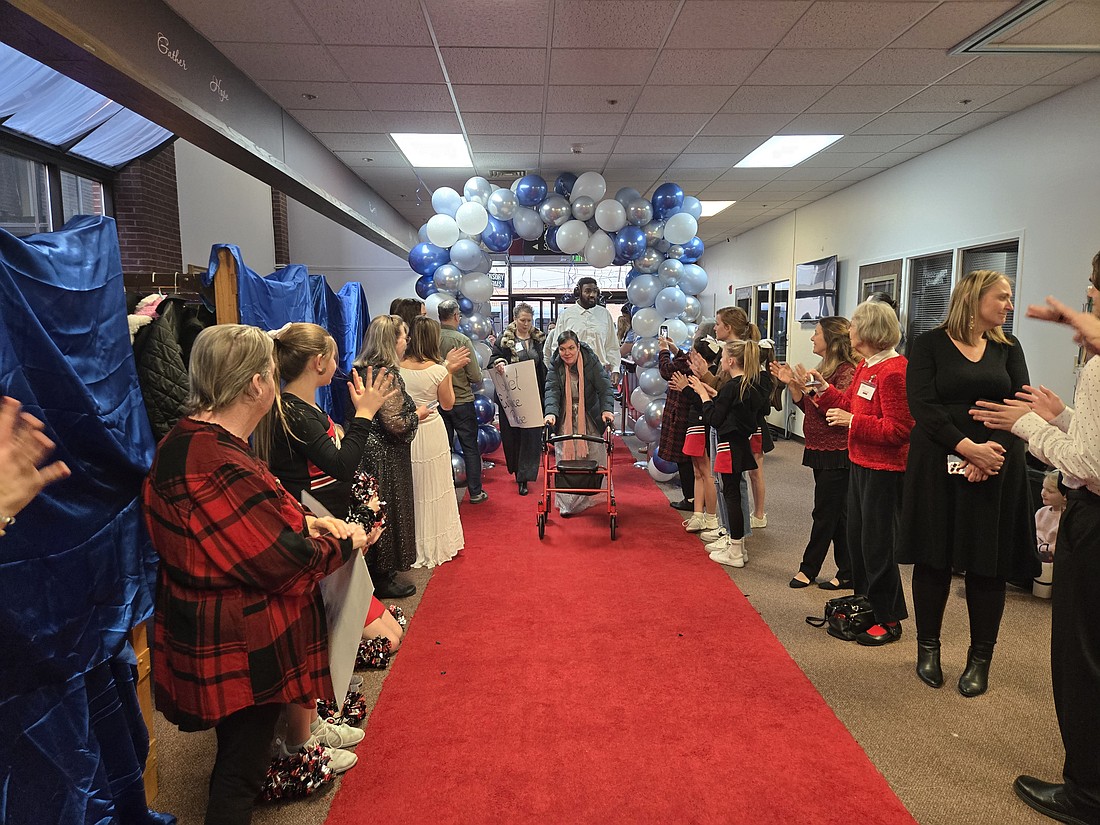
[442, 401, 483, 495]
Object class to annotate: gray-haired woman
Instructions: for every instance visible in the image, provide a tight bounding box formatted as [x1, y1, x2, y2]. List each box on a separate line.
[490, 302, 547, 495]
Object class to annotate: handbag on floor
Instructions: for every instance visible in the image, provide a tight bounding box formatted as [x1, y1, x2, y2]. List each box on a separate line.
[806, 594, 875, 641]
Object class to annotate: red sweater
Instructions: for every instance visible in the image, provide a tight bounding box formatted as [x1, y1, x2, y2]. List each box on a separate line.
[815, 355, 913, 471]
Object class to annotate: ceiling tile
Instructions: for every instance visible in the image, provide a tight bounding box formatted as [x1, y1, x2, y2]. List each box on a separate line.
[890, 1, 1018, 49]
[549, 49, 655, 85]
[544, 113, 628, 135]
[542, 135, 617, 154]
[173, 0, 316, 44]
[367, 111, 462, 133]
[352, 83, 454, 112]
[302, 0, 431, 46]
[831, 133, 920, 152]
[538, 153, 610, 170]
[778, 2, 937, 50]
[650, 50, 769, 86]
[844, 48, 976, 85]
[553, 0, 680, 48]
[218, 42, 343, 81]
[722, 85, 831, 114]
[261, 80, 364, 110]
[667, 1, 812, 49]
[333, 150, 410, 168]
[747, 49, 879, 85]
[623, 112, 712, 136]
[889, 83, 1011, 112]
[932, 110, 1007, 134]
[329, 46, 444, 83]
[894, 133, 958, 152]
[423, 0, 549, 48]
[668, 154, 740, 170]
[808, 85, 924, 114]
[634, 85, 733, 114]
[1038, 56, 1100, 86]
[700, 113, 794, 136]
[798, 150, 881, 166]
[443, 48, 547, 85]
[854, 111, 961, 134]
[779, 164, 849, 178]
[718, 167, 785, 182]
[546, 86, 641, 113]
[834, 166, 882, 181]
[289, 109, 379, 132]
[314, 133, 396, 152]
[686, 136, 772, 154]
[471, 153, 540, 169]
[468, 134, 542, 153]
[861, 151, 921, 167]
[945, 53, 1082, 85]
[779, 112, 878, 134]
[453, 85, 544, 113]
[978, 85, 1069, 112]
[604, 153, 679, 170]
[614, 135, 694, 153]
[465, 112, 543, 134]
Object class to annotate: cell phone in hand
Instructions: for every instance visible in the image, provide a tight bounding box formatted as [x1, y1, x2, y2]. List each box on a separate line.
[803, 377, 822, 388]
[659, 325, 669, 339]
[426, 400, 440, 410]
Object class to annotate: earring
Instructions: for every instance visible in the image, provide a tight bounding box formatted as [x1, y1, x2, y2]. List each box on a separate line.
[968, 316, 974, 330]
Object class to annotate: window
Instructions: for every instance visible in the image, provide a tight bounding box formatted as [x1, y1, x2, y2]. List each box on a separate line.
[858, 259, 902, 304]
[755, 283, 771, 339]
[734, 286, 752, 317]
[961, 240, 1020, 335]
[907, 251, 954, 343]
[0, 150, 49, 236]
[60, 170, 105, 223]
[771, 279, 789, 362]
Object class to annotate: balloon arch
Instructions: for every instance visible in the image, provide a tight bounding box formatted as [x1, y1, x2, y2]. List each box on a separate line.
[407, 171, 707, 480]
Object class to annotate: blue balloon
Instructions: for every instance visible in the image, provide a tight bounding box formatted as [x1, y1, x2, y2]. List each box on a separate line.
[478, 423, 502, 455]
[408, 242, 450, 276]
[482, 215, 514, 253]
[614, 225, 647, 261]
[555, 172, 578, 197]
[515, 174, 548, 207]
[415, 273, 438, 299]
[681, 236, 705, 263]
[652, 453, 678, 474]
[652, 182, 685, 220]
[625, 268, 642, 285]
[613, 254, 630, 267]
[545, 225, 562, 253]
[474, 395, 495, 425]
[457, 294, 474, 314]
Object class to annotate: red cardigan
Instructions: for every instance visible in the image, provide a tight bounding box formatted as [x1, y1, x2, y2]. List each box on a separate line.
[815, 355, 913, 471]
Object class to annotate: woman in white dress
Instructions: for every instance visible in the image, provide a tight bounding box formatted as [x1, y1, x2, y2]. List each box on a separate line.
[400, 315, 470, 567]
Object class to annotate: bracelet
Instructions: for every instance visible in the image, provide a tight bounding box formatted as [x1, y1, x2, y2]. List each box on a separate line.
[0, 514, 14, 536]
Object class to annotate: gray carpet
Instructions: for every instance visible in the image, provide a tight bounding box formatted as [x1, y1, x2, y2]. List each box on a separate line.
[151, 438, 1062, 824]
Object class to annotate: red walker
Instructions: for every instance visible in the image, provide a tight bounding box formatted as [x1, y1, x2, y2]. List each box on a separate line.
[536, 422, 617, 540]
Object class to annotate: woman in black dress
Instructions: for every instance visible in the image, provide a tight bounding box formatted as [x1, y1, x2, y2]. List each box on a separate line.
[898, 270, 1037, 696]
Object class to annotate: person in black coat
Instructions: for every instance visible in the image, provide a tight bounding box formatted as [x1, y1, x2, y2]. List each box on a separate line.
[490, 302, 546, 496]
[898, 270, 1037, 696]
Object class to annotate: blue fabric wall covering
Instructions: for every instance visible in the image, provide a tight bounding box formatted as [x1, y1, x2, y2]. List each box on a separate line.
[0, 216, 172, 823]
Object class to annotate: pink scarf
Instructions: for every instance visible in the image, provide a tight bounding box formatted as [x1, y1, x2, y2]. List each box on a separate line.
[561, 348, 587, 460]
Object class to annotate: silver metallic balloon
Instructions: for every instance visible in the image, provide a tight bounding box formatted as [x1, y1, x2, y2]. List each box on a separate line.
[657, 258, 684, 286]
[433, 263, 462, 293]
[643, 397, 666, 429]
[538, 194, 572, 227]
[487, 188, 519, 221]
[631, 336, 660, 368]
[638, 367, 668, 397]
[626, 274, 660, 308]
[643, 220, 665, 247]
[451, 452, 467, 486]
[667, 245, 686, 261]
[479, 375, 496, 399]
[615, 187, 642, 207]
[632, 416, 658, 443]
[463, 176, 492, 206]
[679, 295, 702, 323]
[631, 387, 658, 418]
[626, 197, 653, 227]
[636, 247, 663, 274]
[512, 207, 544, 240]
[570, 195, 595, 222]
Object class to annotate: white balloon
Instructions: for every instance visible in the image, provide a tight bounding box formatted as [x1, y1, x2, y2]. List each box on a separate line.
[571, 171, 607, 203]
[664, 318, 690, 343]
[512, 207, 543, 241]
[647, 456, 676, 482]
[426, 214, 460, 248]
[681, 195, 703, 220]
[594, 199, 627, 232]
[626, 274, 660, 308]
[487, 188, 518, 220]
[464, 176, 492, 206]
[555, 220, 590, 255]
[583, 230, 616, 268]
[431, 187, 462, 217]
[455, 201, 489, 235]
[664, 212, 699, 245]
[473, 341, 492, 369]
[461, 272, 493, 303]
[632, 307, 662, 339]
[425, 292, 452, 319]
[655, 286, 688, 317]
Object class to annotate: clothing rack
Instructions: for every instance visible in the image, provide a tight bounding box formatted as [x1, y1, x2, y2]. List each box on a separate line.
[123, 270, 203, 300]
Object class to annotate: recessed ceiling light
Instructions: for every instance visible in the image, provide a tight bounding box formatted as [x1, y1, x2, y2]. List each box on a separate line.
[735, 135, 843, 168]
[301, 93, 317, 101]
[699, 200, 736, 217]
[390, 133, 473, 168]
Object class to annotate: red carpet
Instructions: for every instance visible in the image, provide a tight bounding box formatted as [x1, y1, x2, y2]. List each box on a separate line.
[326, 440, 916, 824]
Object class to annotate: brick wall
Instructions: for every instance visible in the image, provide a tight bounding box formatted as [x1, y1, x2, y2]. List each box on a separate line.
[272, 189, 289, 267]
[114, 143, 183, 273]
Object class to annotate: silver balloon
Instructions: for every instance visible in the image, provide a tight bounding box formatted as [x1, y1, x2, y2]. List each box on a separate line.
[655, 239, 671, 254]
[680, 264, 708, 296]
[615, 187, 642, 207]
[626, 274, 660, 308]
[679, 295, 702, 323]
[571, 195, 595, 222]
[473, 341, 492, 369]
[487, 188, 518, 220]
[654, 286, 688, 318]
[636, 247, 663, 274]
[638, 367, 668, 397]
[633, 416, 658, 443]
[465, 313, 492, 342]
[631, 387, 658, 416]
[643, 397, 666, 429]
[480, 375, 496, 399]
[632, 308, 662, 339]
[664, 318, 690, 344]
[451, 452, 467, 486]
[463, 176, 492, 206]
[538, 194, 572, 227]
[643, 220, 665, 247]
[512, 207, 544, 241]
[667, 245, 686, 261]
[433, 263, 462, 293]
[657, 258, 684, 286]
[417, 223, 430, 243]
[631, 336, 660, 368]
[626, 197, 653, 227]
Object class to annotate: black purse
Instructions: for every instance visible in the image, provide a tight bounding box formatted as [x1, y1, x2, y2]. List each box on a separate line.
[806, 594, 875, 641]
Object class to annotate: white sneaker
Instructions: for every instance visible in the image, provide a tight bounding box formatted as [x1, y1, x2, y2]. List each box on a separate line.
[702, 514, 720, 531]
[705, 536, 731, 552]
[320, 744, 358, 774]
[711, 538, 746, 568]
[700, 527, 728, 544]
[750, 513, 768, 528]
[309, 717, 365, 749]
[683, 513, 707, 532]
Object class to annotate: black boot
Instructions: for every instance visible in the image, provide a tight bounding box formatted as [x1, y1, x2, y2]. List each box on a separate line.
[958, 642, 994, 697]
[915, 638, 944, 688]
[373, 570, 416, 599]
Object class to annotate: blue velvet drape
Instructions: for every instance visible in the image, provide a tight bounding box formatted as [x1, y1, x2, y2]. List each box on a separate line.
[0, 216, 173, 824]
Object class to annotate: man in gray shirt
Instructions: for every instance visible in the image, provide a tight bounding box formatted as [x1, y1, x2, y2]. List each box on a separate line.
[438, 300, 488, 503]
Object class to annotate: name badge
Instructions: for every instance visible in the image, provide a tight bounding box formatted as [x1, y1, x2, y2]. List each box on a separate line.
[857, 381, 876, 400]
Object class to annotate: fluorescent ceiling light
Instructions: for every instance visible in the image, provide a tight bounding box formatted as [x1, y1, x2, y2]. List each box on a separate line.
[390, 133, 472, 168]
[735, 135, 843, 168]
[699, 200, 736, 217]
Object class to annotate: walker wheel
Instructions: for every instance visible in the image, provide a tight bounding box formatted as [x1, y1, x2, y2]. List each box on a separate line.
[610, 515, 617, 541]
[538, 512, 546, 539]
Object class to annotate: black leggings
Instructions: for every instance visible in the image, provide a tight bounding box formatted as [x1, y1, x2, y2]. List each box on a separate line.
[911, 563, 1006, 645]
[205, 703, 283, 825]
[720, 472, 745, 539]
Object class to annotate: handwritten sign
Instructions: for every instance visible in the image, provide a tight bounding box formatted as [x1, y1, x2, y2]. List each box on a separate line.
[491, 360, 544, 428]
[157, 33, 188, 71]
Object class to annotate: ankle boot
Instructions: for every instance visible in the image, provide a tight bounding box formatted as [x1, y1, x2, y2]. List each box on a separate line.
[958, 642, 994, 697]
[915, 638, 943, 688]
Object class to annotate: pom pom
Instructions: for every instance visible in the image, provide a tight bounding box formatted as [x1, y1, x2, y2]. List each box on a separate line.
[315, 692, 367, 727]
[356, 636, 392, 669]
[260, 743, 335, 801]
[387, 604, 408, 629]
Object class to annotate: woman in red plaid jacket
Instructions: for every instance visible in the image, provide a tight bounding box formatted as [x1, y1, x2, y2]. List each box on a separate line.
[143, 325, 374, 825]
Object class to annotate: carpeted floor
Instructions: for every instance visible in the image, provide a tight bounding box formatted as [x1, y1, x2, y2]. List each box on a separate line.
[151, 436, 1063, 824]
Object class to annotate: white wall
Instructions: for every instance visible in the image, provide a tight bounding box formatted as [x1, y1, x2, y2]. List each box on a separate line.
[701, 76, 1100, 430]
[175, 140, 276, 273]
